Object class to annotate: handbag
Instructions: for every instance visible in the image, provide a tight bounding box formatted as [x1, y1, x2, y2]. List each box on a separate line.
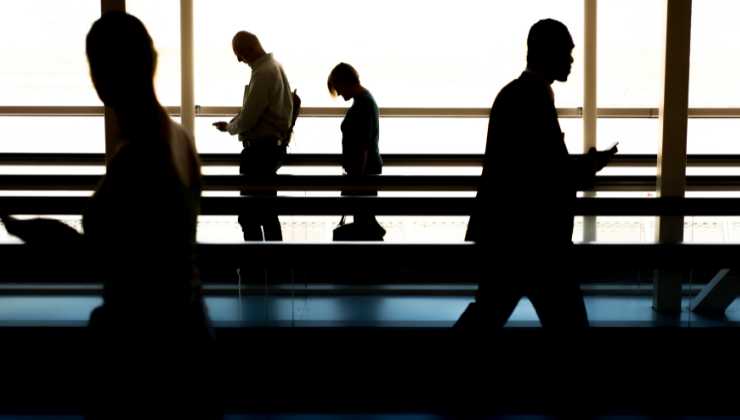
[332, 215, 386, 241]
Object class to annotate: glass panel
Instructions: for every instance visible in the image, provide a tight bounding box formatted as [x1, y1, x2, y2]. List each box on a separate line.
[196, 116, 582, 155]
[598, 118, 659, 155]
[0, 1, 100, 105]
[597, 0, 664, 107]
[194, 0, 583, 108]
[687, 119, 740, 155]
[690, 0, 740, 107]
[683, 217, 740, 243]
[196, 215, 469, 243]
[0, 117, 104, 153]
[126, 0, 182, 106]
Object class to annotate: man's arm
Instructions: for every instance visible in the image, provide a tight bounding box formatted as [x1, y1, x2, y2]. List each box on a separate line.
[227, 73, 270, 137]
[344, 101, 376, 175]
[570, 146, 618, 189]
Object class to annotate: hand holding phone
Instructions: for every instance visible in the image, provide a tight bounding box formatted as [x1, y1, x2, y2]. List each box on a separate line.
[212, 121, 228, 132]
[607, 141, 619, 154]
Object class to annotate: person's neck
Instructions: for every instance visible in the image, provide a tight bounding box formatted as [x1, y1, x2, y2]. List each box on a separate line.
[112, 93, 165, 139]
[348, 85, 366, 100]
[525, 67, 554, 85]
[247, 51, 268, 68]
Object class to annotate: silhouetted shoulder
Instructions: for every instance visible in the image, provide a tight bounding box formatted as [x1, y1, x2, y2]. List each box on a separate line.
[167, 120, 201, 192]
[353, 89, 378, 112]
[494, 76, 551, 110]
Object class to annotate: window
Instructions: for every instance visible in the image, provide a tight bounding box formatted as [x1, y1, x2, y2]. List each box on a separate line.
[0, 1, 100, 105]
[597, 0, 664, 108]
[194, 0, 583, 108]
[690, 0, 740, 108]
[127, 0, 182, 106]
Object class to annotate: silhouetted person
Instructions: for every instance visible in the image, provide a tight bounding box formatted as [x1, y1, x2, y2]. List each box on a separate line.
[214, 31, 293, 241]
[4, 12, 219, 418]
[456, 19, 616, 330]
[328, 63, 384, 236]
[70, 12, 215, 419]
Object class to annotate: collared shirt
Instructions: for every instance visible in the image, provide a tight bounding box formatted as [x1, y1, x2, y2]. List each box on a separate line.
[227, 53, 293, 144]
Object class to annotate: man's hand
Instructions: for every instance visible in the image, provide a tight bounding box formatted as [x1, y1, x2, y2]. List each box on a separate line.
[587, 145, 618, 172]
[213, 121, 229, 132]
[0, 214, 20, 235]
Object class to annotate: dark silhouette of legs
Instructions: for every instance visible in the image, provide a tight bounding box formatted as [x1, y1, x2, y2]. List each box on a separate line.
[456, 258, 588, 329]
[455, 268, 523, 330]
[528, 276, 588, 329]
[238, 143, 286, 241]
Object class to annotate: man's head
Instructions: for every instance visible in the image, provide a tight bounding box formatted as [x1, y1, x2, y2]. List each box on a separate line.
[526, 19, 574, 82]
[232, 31, 265, 65]
[86, 12, 157, 108]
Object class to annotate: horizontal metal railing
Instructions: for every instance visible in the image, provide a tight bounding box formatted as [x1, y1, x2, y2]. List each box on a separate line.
[2, 153, 740, 167]
[2, 196, 740, 216]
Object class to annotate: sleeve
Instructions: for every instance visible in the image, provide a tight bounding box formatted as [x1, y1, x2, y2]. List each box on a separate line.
[569, 153, 599, 190]
[342, 101, 375, 175]
[228, 72, 272, 136]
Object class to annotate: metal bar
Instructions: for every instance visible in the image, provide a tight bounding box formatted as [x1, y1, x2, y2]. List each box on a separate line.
[179, 0, 195, 135]
[0, 174, 651, 192]
[8, 174, 740, 192]
[4, 196, 740, 216]
[583, 0, 598, 242]
[1, 242, 740, 286]
[654, 0, 693, 314]
[690, 269, 739, 315]
[4, 153, 740, 167]
[3, 106, 740, 118]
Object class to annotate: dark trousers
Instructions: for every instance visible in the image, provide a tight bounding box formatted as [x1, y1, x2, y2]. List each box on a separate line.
[341, 171, 380, 226]
[341, 186, 379, 226]
[239, 143, 286, 241]
[455, 246, 588, 330]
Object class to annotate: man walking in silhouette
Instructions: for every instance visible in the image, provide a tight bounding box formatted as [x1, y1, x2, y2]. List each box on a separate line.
[457, 19, 616, 330]
[214, 31, 293, 241]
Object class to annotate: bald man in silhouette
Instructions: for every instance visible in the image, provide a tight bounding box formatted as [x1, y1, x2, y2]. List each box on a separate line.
[214, 31, 293, 241]
[457, 19, 616, 330]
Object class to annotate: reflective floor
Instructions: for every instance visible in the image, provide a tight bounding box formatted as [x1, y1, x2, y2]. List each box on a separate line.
[0, 293, 738, 328]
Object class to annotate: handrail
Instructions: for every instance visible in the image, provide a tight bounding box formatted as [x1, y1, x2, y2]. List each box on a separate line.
[2, 196, 740, 216]
[3, 153, 740, 167]
[3, 106, 740, 118]
[0, 242, 738, 276]
[3, 174, 740, 192]
[193, 242, 740, 269]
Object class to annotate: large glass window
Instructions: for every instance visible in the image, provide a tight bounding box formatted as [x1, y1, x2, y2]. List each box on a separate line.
[685, 2, 740, 245]
[0, 117, 104, 153]
[194, 0, 583, 108]
[597, 0, 664, 108]
[127, 0, 182, 107]
[196, 116, 582, 156]
[597, 118, 659, 154]
[687, 119, 740, 155]
[0, 1, 100, 105]
[690, 0, 740, 107]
